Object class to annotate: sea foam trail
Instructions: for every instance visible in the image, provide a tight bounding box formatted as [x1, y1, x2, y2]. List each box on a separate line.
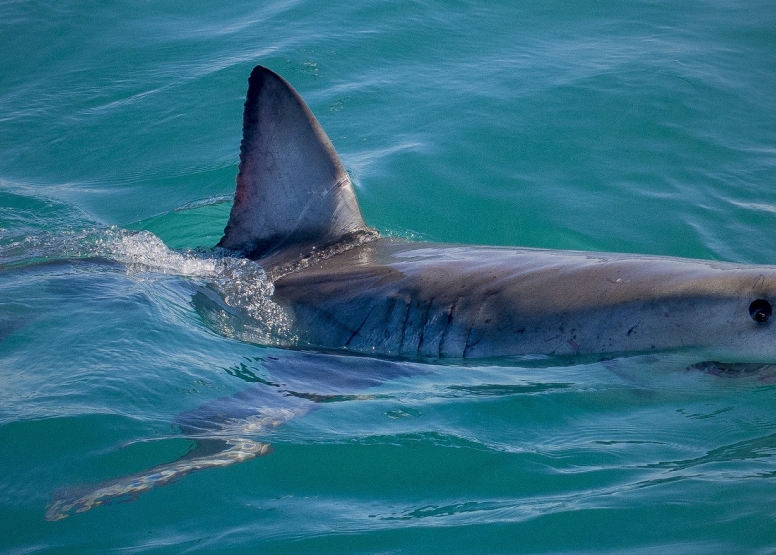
[0, 227, 295, 345]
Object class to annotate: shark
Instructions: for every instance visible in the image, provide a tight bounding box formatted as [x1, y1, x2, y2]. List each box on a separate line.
[216, 65, 776, 363]
[45, 64, 776, 520]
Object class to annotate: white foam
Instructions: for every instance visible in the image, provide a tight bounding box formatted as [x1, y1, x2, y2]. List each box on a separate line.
[1, 227, 294, 345]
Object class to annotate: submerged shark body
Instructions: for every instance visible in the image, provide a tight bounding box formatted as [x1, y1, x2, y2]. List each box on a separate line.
[218, 65, 776, 363]
[47, 65, 776, 519]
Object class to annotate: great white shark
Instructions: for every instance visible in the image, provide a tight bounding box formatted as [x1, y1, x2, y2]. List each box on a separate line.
[45, 64, 776, 519]
[216, 65, 776, 362]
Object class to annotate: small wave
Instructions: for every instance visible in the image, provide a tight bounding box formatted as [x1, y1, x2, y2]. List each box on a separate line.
[0, 227, 217, 275]
[172, 195, 234, 212]
[0, 227, 294, 345]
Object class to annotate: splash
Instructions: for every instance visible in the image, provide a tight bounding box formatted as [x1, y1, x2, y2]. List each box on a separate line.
[199, 256, 296, 346]
[0, 227, 295, 346]
[0, 227, 215, 274]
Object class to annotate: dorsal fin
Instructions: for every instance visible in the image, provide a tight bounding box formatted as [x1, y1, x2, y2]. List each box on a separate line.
[218, 65, 369, 258]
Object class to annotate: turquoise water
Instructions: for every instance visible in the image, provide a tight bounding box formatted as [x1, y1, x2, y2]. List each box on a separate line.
[3, 1, 776, 552]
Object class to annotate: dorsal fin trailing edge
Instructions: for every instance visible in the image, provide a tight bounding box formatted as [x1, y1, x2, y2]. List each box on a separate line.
[218, 65, 371, 259]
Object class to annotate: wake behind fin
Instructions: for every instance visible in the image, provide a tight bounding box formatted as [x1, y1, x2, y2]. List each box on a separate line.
[218, 65, 371, 259]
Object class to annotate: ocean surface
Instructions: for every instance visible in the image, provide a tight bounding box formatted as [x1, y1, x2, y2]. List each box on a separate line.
[2, 1, 776, 553]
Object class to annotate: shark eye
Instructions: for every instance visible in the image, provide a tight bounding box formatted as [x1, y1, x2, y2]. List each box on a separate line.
[749, 299, 772, 323]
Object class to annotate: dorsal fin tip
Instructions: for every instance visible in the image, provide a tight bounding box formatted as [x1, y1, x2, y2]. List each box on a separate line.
[218, 65, 369, 258]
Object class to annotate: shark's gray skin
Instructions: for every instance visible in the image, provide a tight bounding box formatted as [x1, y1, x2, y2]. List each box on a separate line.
[46, 64, 776, 520]
[218, 65, 776, 363]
